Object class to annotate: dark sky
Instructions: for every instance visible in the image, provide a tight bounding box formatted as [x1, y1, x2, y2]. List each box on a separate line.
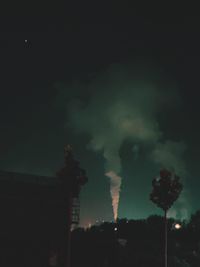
[1, 5, 200, 226]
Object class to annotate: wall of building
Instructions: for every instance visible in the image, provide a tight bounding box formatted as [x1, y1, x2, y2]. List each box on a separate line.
[0, 171, 71, 267]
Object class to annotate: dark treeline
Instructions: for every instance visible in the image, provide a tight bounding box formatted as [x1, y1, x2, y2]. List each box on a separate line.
[71, 211, 200, 267]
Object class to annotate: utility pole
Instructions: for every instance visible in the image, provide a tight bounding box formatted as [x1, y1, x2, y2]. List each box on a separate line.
[164, 209, 167, 267]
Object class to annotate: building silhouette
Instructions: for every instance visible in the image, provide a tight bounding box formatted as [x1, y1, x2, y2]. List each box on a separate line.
[0, 146, 87, 267]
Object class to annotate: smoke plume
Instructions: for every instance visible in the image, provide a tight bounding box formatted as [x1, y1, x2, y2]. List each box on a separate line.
[152, 140, 187, 176]
[106, 171, 122, 221]
[58, 64, 188, 220]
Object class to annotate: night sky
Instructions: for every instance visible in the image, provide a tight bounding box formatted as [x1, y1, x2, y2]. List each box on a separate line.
[1, 5, 200, 227]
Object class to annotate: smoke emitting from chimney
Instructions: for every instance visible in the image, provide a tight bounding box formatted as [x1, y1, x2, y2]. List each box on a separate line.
[106, 171, 122, 222]
[57, 64, 189, 220]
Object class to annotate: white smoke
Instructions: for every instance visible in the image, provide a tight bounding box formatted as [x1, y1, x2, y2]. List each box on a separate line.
[106, 171, 122, 221]
[58, 64, 188, 220]
[152, 140, 187, 176]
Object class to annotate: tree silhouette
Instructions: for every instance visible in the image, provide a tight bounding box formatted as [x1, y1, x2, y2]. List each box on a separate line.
[150, 169, 183, 267]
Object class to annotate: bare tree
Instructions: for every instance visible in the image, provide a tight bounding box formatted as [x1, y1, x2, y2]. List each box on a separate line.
[150, 169, 183, 267]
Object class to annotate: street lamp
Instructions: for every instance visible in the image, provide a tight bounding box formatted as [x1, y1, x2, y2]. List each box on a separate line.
[174, 223, 182, 230]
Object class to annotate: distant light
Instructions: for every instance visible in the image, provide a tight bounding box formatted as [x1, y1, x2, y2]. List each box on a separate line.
[25, 39, 28, 43]
[175, 223, 181, 230]
[114, 227, 117, 231]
